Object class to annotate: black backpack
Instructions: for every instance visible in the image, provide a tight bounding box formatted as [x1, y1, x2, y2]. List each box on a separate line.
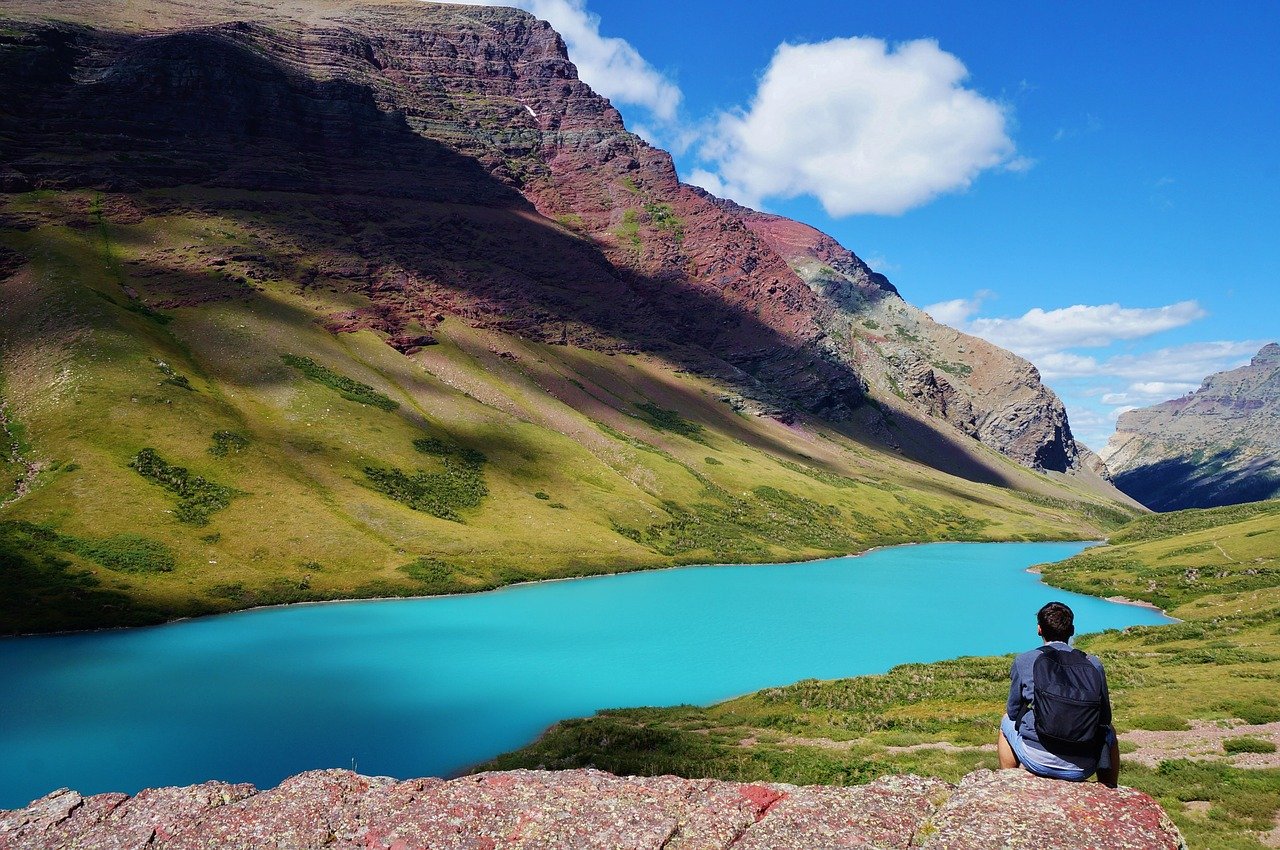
[1017, 645, 1108, 755]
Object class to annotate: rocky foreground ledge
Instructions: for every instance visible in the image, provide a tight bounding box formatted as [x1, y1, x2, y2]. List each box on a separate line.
[0, 767, 1184, 850]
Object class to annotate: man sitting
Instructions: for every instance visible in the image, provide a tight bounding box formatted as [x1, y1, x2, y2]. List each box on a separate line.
[997, 601, 1120, 787]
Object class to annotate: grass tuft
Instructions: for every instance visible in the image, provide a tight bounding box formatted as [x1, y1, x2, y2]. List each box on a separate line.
[281, 354, 398, 411]
[130, 448, 237, 526]
[208, 430, 249, 457]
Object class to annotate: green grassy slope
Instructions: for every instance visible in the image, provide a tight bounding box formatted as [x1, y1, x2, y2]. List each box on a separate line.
[482, 500, 1280, 850]
[0, 189, 1137, 633]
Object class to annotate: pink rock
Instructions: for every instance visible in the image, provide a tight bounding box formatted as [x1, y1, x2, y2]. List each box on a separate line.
[0, 768, 1184, 850]
[920, 769, 1185, 850]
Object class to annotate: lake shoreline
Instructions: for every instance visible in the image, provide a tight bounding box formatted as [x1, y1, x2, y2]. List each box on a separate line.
[1023, 564, 1176, 619]
[1, 539, 1170, 809]
[10, 537, 1101, 639]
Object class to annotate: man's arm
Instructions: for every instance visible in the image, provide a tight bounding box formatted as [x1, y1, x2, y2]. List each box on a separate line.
[1099, 662, 1113, 727]
[1006, 656, 1024, 720]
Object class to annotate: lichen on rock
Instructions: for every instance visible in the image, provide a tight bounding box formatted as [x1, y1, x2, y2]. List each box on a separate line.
[0, 767, 1185, 850]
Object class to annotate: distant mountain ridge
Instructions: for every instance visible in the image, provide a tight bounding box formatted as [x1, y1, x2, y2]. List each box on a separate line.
[1101, 343, 1280, 510]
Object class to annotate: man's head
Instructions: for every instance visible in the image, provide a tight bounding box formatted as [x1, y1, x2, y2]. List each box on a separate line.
[1037, 601, 1075, 643]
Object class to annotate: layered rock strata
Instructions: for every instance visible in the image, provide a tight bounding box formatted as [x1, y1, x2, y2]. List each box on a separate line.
[0, 0, 1092, 476]
[717, 198, 1086, 472]
[1102, 343, 1280, 509]
[0, 767, 1185, 850]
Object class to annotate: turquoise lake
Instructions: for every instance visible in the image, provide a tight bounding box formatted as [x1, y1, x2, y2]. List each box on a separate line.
[0, 541, 1171, 808]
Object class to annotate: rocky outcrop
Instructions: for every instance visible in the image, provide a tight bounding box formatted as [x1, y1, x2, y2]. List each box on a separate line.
[720, 200, 1085, 472]
[0, 767, 1184, 850]
[0, 0, 1095, 478]
[1101, 343, 1280, 510]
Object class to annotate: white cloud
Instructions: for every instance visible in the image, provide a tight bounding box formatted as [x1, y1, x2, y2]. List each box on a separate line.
[1129, 380, 1197, 397]
[1098, 383, 1197, 406]
[1005, 155, 1037, 174]
[924, 289, 994, 326]
[1035, 351, 1102, 379]
[960, 301, 1207, 359]
[429, 0, 681, 121]
[932, 293, 1263, 449]
[696, 37, 1017, 216]
[861, 253, 899, 273]
[686, 168, 726, 197]
[1003, 338, 1260, 385]
[1089, 341, 1264, 383]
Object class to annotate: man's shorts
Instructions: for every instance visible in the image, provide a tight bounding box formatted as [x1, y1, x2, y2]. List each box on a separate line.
[1000, 714, 1116, 781]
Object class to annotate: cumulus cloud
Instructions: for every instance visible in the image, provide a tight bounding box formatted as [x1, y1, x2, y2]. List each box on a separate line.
[696, 37, 1017, 216]
[430, 0, 681, 121]
[686, 168, 726, 197]
[959, 301, 1207, 360]
[931, 293, 1265, 449]
[1129, 380, 1198, 397]
[924, 289, 994, 326]
[960, 329, 1258, 385]
[1086, 341, 1265, 383]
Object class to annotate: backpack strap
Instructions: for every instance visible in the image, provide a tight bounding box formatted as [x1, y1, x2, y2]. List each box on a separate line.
[1008, 645, 1059, 732]
[1014, 645, 1057, 732]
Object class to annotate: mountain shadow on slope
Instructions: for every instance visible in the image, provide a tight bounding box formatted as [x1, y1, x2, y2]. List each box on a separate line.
[1113, 448, 1280, 512]
[0, 19, 1024, 488]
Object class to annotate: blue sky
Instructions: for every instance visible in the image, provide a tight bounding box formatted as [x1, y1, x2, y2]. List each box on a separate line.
[439, 1, 1278, 449]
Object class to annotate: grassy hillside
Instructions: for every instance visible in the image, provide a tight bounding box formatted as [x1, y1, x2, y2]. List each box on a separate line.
[0, 188, 1140, 633]
[482, 500, 1280, 850]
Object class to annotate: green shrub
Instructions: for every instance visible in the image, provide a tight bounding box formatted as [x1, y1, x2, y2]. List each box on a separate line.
[130, 448, 237, 526]
[62, 533, 175, 573]
[153, 359, 193, 390]
[207, 579, 319, 607]
[398, 557, 465, 594]
[614, 209, 642, 249]
[281, 354, 398, 411]
[634, 402, 704, 440]
[208, 430, 249, 457]
[1126, 714, 1190, 731]
[1219, 698, 1280, 725]
[1223, 736, 1277, 754]
[413, 438, 486, 466]
[0, 521, 166, 633]
[127, 302, 173, 325]
[643, 201, 684, 242]
[365, 449, 487, 522]
[413, 437, 453, 455]
[704, 456, 722, 465]
[535, 491, 551, 500]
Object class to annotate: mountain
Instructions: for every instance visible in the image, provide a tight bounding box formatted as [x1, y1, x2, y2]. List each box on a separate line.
[0, 1, 1138, 632]
[1101, 344, 1280, 510]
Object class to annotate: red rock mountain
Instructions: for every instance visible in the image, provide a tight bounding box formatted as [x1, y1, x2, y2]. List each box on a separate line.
[0, 0, 1098, 484]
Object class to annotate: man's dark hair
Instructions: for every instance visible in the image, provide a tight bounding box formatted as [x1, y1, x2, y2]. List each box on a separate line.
[1038, 601, 1075, 642]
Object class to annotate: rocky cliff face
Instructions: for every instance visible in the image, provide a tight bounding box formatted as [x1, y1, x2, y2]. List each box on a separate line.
[1102, 343, 1280, 510]
[0, 0, 1092, 477]
[0, 767, 1185, 850]
[716, 198, 1086, 472]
